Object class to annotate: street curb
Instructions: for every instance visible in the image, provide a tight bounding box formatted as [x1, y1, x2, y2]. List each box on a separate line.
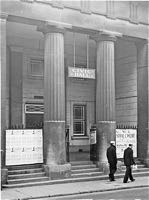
[21, 185, 149, 200]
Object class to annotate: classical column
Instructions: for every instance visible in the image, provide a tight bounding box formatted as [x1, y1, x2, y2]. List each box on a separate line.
[136, 39, 149, 166]
[0, 12, 8, 184]
[91, 31, 120, 167]
[38, 23, 71, 179]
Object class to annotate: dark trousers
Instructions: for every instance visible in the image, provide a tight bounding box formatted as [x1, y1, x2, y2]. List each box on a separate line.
[109, 164, 117, 181]
[123, 166, 134, 182]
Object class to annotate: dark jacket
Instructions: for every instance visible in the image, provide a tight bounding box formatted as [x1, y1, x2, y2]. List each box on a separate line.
[123, 147, 135, 166]
[106, 145, 117, 165]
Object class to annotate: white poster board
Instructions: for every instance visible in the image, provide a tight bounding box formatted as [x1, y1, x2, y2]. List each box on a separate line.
[116, 129, 137, 158]
[6, 129, 43, 165]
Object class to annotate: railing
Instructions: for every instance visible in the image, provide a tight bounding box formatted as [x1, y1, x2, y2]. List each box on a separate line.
[65, 126, 70, 162]
[116, 124, 137, 129]
[6, 122, 43, 130]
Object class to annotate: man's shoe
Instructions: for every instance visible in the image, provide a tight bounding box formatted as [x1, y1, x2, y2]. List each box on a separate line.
[131, 179, 135, 182]
[123, 181, 127, 183]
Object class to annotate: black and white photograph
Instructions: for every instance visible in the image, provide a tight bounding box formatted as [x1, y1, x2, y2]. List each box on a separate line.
[1, 0, 149, 199]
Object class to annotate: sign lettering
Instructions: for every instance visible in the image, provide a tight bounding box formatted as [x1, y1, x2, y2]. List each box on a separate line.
[68, 67, 95, 79]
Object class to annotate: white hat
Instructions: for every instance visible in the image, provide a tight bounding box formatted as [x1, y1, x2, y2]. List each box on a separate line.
[110, 141, 115, 145]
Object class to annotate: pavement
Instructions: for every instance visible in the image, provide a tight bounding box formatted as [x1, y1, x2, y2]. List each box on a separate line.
[1, 176, 149, 200]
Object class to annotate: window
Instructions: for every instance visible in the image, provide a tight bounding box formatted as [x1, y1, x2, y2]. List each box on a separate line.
[25, 103, 44, 129]
[30, 59, 44, 76]
[73, 105, 86, 136]
[74, 63, 87, 68]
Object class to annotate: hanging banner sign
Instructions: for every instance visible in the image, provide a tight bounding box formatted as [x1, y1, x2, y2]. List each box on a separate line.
[116, 129, 137, 158]
[68, 67, 95, 79]
[6, 129, 43, 165]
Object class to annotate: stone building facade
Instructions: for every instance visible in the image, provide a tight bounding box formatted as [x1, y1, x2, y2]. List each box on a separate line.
[1, 0, 149, 180]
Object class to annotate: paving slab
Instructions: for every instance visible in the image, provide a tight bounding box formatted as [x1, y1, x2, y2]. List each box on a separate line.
[1, 176, 149, 200]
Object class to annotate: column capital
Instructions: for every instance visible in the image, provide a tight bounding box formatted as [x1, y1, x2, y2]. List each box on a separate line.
[90, 30, 122, 42]
[37, 20, 72, 34]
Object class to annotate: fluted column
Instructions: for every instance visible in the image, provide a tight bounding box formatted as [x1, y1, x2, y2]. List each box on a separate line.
[38, 23, 71, 179]
[91, 32, 118, 165]
[96, 35, 116, 122]
[0, 12, 8, 183]
[136, 39, 149, 166]
[44, 30, 66, 165]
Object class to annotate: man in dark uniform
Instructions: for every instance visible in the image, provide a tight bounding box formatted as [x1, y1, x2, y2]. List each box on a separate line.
[123, 144, 136, 183]
[106, 141, 117, 181]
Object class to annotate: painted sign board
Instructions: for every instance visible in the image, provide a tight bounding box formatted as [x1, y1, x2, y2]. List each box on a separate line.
[68, 67, 95, 79]
[116, 129, 137, 158]
[6, 129, 43, 165]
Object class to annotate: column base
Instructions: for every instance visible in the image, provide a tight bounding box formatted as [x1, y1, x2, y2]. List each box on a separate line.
[1, 168, 8, 184]
[144, 158, 149, 167]
[96, 161, 109, 175]
[96, 160, 123, 174]
[44, 121, 66, 164]
[96, 121, 116, 163]
[43, 163, 71, 180]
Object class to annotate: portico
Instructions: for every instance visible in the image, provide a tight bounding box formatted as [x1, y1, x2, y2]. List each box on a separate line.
[1, 0, 149, 184]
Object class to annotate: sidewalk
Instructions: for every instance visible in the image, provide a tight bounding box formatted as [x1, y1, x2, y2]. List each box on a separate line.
[1, 176, 149, 200]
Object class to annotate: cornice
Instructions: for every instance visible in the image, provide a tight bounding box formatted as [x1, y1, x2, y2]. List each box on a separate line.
[20, 0, 148, 26]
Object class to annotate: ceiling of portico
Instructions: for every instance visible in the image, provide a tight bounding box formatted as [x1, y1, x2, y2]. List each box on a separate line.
[6, 21, 96, 49]
[7, 21, 42, 39]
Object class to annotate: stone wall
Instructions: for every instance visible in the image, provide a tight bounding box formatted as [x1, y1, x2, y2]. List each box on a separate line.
[115, 39, 137, 127]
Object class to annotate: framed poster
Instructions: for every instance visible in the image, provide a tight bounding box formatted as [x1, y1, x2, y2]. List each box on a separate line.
[116, 129, 137, 158]
[6, 129, 43, 165]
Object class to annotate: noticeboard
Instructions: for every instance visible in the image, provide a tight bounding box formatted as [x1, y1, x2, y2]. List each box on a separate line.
[116, 129, 137, 158]
[90, 129, 96, 144]
[6, 129, 43, 165]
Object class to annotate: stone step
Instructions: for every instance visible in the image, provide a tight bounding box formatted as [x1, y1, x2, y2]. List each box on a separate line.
[71, 171, 103, 178]
[71, 164, 96, 170]
[71, 168, 99, 174]
[3, 171, 149, 189]
[133, 167, 149, 171]
[7, 176, 49, 184]
[135, 160, 144, 164]
[122, 167, 149, 173]
[8, 172, 46, 180]
[70, 161, 93, 166]
[121, 164, 146, 169]
[8, 168, 44, 175]
[7, 164, 43, 171]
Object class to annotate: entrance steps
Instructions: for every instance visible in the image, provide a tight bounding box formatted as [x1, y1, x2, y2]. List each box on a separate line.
[3, 164, 49, 188]
[2, 161, 149, 188]
[71, 161, 104, 178]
